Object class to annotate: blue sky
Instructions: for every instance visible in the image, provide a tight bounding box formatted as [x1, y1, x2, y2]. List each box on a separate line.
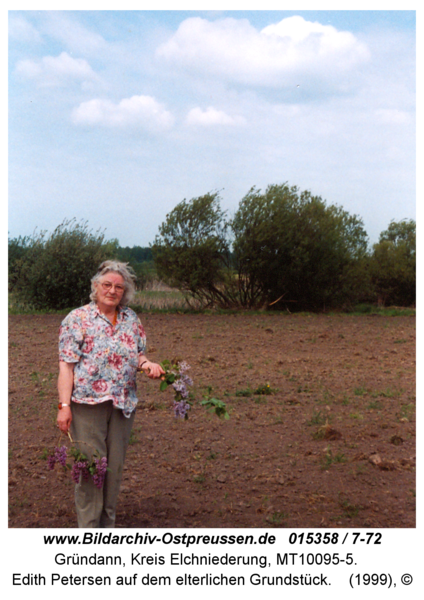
[8, 9, 416, 247]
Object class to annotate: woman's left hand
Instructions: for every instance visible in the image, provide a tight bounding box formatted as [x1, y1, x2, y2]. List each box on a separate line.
[139, 359, 165, 379]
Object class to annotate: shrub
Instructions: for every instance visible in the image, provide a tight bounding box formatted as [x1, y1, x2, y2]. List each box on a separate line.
[231, 184, 369, 311]
[152, 192, 236, 308]
[369, 219, 415, 306]
[8, 235, 31, 291]
[11, 219, 119, 310]
[151, 185, 414, 311]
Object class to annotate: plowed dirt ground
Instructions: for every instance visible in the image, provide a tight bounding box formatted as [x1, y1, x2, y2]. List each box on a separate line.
[8, 312, 415, 528]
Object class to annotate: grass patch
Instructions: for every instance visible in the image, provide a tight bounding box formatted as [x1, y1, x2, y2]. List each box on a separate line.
[235, 383, 277, 398]
[373, 388, 400, 398]
[254, 383, 276, 395]
[9, 290, 416, 317]
[206, 452, 218, 460]
[266, 511, 289, 527]
[312, 424, 341, 441]
[297, 385, 311, 393]
[399, 403, 415, 421]
[128, 429, 139, 445]
[193, 474, 206, 484]
[349, 304, 415, 317]
[254, 397, 268, 405]
[338, 493, 360, 518]
[320, 447, 347, 469]
[354, 386, 367, 396]
[367, 400, 383, 410]
[308, 410, 328, 426]
[235, 386, 253, 397]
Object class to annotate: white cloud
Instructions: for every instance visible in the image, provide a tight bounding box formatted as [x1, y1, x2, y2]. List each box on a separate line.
[374, 108, 411, 125]
[72, 95, 174, 131]
[15, 52, 99, 87]
[8, 14, 42, 44]
[40, 12, 107, 55]
[185, 106, 245, 127]
[157, 16, 370, 90]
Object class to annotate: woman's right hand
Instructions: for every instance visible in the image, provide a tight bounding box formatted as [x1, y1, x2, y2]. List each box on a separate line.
[140, 360, 165, 379]
[57, 406, 72, 433]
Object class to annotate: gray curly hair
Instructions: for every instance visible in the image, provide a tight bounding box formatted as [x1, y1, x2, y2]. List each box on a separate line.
[90, 260, 137, 306]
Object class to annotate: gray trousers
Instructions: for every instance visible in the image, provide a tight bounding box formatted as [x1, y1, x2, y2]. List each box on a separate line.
[70, 401, 135, 528]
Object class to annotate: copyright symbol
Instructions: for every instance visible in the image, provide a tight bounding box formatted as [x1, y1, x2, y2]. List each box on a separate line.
[401, 574, 413, 585]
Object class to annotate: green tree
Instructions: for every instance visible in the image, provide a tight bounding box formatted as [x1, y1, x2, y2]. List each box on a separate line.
[114, 246, 155, 290]
[231, 184, 369, 311]
[152, 184, 369, 311]
[370, 219, 415, 306]
[152, 192, 235, 308]
[11, 219, 119, 310]
[8, 235, 31, 291]
[116, 246, 153, 263]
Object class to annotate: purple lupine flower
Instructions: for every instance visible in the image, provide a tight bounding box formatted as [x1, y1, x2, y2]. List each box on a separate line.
[173, 381, 189, 399]
[47, 454, 56, 470]
[178, 361, 190, 374]
[173, 400, 191, 419]
[71, 462, 81, 483]
[54, 445, 68, 467]
[71, 461, 90, 484]
[81, 462, 90, 481]
[92, 456, 108, 489]
[181, 374, 193, 387]
[48, 445, 68, 470]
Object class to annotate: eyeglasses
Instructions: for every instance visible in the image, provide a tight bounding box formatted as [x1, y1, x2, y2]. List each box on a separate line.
[101, 282, 125, 294]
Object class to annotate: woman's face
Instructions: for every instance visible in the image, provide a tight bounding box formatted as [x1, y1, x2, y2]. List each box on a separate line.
[95, 272, 125, 312]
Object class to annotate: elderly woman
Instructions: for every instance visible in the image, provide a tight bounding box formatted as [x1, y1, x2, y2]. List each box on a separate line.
[57, 260, 164, 528]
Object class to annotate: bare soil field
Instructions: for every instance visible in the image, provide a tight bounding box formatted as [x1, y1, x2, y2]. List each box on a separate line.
[9, 312, 415, 529]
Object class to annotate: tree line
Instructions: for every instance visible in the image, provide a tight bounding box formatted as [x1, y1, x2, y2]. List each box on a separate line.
[8, 184, 415, 311]
[152, 185, 415, 311]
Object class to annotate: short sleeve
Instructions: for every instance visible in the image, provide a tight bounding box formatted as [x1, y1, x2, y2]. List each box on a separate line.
[59, 313, 83, 363]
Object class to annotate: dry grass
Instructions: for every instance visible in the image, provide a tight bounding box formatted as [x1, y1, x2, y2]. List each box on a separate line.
[131, 287, 203, 312]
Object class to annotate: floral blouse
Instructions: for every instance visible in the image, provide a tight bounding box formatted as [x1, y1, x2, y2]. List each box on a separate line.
[59, 302, 146, 418]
